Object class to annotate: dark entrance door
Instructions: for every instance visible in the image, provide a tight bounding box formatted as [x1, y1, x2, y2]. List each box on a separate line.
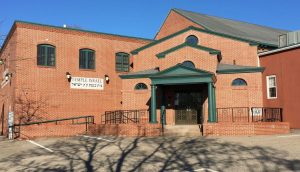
[174, 92, 203, 125]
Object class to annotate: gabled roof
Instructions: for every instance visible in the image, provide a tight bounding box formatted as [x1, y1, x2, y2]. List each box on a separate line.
[120, 63, 214, 80]
[151, 63, 214, 78]
[119, 68, 159, 79]
[156, 43, 220, 58]
[131, 26, 278, 55]
[149, 64, 215, 84]
[259, 43, 300, 56]
[217, 63, 265, 74]
[173, 9, 288, 46]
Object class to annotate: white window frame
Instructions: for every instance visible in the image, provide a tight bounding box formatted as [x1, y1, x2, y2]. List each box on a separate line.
[266, 75, 277, 99]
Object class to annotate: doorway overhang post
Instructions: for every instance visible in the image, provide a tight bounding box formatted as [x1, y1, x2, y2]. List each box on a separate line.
[150, 84, 158, 123]
[208, 82, 215, 122]
[160, 86, 166, 125]
[212, 85, 217, 122]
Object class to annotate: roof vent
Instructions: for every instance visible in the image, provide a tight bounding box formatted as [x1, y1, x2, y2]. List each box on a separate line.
[279, 30, 300, 47]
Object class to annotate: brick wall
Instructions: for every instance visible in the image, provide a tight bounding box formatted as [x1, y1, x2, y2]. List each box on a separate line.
[135, 30, 259, 72]
[260, 48, 300, 128]
[216, 73, 263, 108]
[0, 26, 18, 136]
[1, 22, 151, 127]
[125, 25, 262, 124]
[203, 122, 290, 136]
[155, 10, 203, 40]
[18, 123, 87, 139]
[88, 123, 162, 137]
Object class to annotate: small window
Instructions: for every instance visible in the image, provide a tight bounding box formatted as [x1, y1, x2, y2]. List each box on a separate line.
[116, 52, 130, 72]
[37, 44, 56, 66]
[185, 35, 199, 46]
[267, 75, 277, 99]
[79, 49, 95, 69]
[232, 78, 247, 86]
[134, 83, 148, 90]
[182, 61, 195, 68]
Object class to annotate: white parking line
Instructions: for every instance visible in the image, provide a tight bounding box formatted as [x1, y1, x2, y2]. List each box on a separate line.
[277, 135, 300, 138]
[26, 140, 54, 153]
[192, 168, 218, 172]
[80, 135, 115, 142]
[185, 168, 218, 172]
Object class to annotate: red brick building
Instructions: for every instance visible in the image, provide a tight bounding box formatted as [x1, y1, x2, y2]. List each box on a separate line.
[260, 41, 300, 129]
[0, 9, 292, 137]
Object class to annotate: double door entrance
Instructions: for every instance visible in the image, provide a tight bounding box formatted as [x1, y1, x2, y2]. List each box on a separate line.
[174, 92, 203, 125]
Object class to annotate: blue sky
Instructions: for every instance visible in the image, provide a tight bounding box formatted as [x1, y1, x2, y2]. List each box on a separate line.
[1, 0, 300, 44]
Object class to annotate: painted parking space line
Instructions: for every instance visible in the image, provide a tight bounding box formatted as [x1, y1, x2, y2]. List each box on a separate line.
[277, 135, 300, 138]
[194, 168, 218, 172]
[26, 140, 54, 153]
[185, 168, 218, 172]
[80, 135, 115, 142]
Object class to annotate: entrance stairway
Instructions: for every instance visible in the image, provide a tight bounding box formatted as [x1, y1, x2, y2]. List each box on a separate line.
[163, 125, 203, 136]
[0, 135, 6, 141]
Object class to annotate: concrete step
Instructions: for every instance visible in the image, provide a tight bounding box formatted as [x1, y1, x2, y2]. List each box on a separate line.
[163, 125, 203, 136]
[0, 136, 7, 141]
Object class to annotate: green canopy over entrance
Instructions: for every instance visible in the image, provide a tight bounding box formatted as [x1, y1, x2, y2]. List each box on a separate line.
[148, 64, 217, 124]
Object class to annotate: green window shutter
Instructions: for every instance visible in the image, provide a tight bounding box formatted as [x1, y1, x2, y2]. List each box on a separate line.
[37, 44, 55, 66]
[37, 45, 44, 65]
[79, 50, 85, 69]
[116, 52, 130, 72]
[123, 55, 129, 72]
[79, 49, 95, 69]
[47, 46, 55, 66]
[88, 51, 95, 69]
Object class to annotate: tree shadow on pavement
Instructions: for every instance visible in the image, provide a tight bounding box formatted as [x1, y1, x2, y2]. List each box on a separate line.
[0, 136, 299, 172]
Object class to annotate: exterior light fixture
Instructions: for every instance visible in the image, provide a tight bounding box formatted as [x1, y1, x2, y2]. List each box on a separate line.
[104, 74, 109, 84]
[66, 72, 72, 82]
[0, 59, 5, 65]
[5, 73, 12, 81]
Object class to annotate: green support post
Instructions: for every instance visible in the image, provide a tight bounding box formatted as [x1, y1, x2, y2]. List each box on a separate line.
[161, 86, 166, 125]
[212, 85, 217, 122]
[208, 82, 214, 122]
[150, 84, 158, 123]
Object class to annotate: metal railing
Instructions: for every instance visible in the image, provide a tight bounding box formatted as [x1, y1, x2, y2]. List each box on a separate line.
[102, 109, 148, 124]
[216, 107, 283, 123]
[251, 107, 283, 122]
[217, 107, 250, 122]
[13, 115, 94, 138]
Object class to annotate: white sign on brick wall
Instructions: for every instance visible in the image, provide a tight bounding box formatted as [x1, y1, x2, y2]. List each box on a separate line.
[70, 77, 104, 90]
[252, 108, 263, 116]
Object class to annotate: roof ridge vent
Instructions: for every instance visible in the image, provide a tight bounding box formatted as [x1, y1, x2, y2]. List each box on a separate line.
[279, 30, 300, 47]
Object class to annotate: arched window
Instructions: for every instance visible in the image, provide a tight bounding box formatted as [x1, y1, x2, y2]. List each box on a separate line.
[37, 44, 56, 66]
[116, 52, 130, 72]
[134, 83, 148, 90]
[185, 35, 199, 46]
[79, 49, 95, 69]
[182, 61, 195, 68]
[232, 78, 247, 86]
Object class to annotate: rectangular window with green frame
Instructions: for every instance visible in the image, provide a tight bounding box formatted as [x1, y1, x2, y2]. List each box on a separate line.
[37, 44, 56, 66]
[116, 52, 129, 72]
[79, 49, 95, 69]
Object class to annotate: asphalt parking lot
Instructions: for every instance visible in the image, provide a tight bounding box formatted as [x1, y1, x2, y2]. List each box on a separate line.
[0, 131, 300, 172]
